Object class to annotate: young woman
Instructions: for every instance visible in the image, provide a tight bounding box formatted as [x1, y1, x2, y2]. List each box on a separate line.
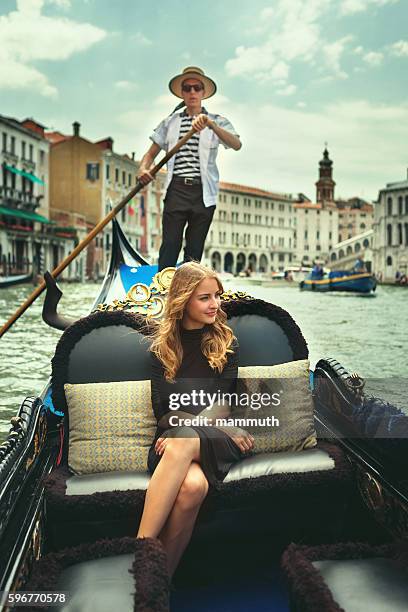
[136, 261, 254, 579]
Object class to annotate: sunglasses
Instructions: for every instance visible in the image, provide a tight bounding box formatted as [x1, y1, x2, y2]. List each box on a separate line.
[182, 84, 204, 93]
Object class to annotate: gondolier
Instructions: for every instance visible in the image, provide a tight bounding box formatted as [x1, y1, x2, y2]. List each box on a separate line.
[137, 66, 241, 271]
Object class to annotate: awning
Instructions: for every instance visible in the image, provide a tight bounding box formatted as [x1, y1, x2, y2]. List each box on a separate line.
[3, 164, 45, 185]
[3, 164, 23, 176]
[0, 205, 54, 224]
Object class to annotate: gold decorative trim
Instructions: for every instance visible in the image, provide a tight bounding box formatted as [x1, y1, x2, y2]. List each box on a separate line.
[93, 270, 252, 319]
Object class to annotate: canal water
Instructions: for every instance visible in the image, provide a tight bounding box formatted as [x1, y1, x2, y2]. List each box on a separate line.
[0, 281, 407, 442]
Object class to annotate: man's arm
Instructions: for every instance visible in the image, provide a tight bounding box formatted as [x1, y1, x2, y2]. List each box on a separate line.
[192, 115, 241, 150]
[138, 143, 162, 185]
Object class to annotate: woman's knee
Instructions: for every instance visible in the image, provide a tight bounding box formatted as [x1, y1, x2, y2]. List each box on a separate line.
[164, 428, 200, 460]
[177, 465, 209, 510]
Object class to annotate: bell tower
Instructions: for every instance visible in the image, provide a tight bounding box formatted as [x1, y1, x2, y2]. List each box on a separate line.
[315, 145, 335, 204]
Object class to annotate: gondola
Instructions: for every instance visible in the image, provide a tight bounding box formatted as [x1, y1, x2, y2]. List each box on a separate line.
[0, 272, 33, 289]
[299, 270, 377, 293]
[0, 218, 407, 611]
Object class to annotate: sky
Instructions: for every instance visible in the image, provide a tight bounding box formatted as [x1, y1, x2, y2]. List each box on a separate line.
[0, 0, 407, 202]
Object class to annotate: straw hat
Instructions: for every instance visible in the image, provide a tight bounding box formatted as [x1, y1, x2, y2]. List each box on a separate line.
[168, 66, 217, 99]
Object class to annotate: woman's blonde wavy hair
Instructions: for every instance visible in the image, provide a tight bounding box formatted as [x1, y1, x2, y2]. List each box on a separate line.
[149, 261, 235, 382]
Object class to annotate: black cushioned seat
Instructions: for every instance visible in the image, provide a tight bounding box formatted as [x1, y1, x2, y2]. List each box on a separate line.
[24, 538, 169, 612]
[281, 541, 408, 612]
[44, 298, 355, 551]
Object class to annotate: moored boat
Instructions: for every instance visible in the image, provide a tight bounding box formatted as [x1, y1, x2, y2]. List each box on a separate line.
[300, 269, 377, 293]
[0, 272, 32, 289]
[0, 218, 406, 611]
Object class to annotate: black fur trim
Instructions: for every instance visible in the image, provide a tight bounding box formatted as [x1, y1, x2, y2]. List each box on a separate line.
[43, 465, 147, 521]
[44, 442, 352, 521]
[24, 537, 169, 612]
[281, 540, 402, 612]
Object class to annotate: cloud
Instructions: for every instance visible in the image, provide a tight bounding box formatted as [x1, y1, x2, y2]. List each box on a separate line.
[131, 31, 152, 46]
[0, 0, 106, 97]
[389, 40, 408, 56]
[339, 0, 398, 16]
[322, 36, 353, 78]
[115, 80, 138, 91]
[225, 1, 353, 87]
[277, 84, 297, 96]
[363, 51, 384, 66]
[115, 95, 408, 200]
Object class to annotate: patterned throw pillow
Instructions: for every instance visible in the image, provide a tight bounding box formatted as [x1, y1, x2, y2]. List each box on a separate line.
[235, 360, 317, 455]
[64, 380, 157, 474]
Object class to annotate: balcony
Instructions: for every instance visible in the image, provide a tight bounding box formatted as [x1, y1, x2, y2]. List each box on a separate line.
[22, 158, 36, 172]
[0, 186, 40, 209]
[2, 149, 18, 164]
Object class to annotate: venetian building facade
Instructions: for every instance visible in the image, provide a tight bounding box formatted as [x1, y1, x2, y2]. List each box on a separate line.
[204, 182, 295, 274]
[0, 115, 76, 280]
[47, 123, 164, 278]
[294, 201, 338, 265]
[373, 173, 408, 280]
[336, 197, 374, 243]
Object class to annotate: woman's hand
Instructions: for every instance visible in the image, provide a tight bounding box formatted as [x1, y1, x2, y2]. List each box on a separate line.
[219, 426, 254, 454]
[155, 436, 169, 456]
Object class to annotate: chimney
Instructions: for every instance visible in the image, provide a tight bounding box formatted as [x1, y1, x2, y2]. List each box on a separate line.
[73, 121, 80, 137]
[131, 152, 135, 160]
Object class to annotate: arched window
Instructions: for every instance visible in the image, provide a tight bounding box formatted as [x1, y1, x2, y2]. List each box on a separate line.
[363, 239, 369, 247]
[386, 255, 392, 266]
[347, 245, 353, 255]
[387, 197, 393, 216]
[339, 249, 345, 258]
[398, 223, 403, 245]
[398, 196, 403, 215]
[387, 224, 392, 246]
[355, 243, 361, 253]
[331, 252, 337, 261]
[360, 223, 366, 229]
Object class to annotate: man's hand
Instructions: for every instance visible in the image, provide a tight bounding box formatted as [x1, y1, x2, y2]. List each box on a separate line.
[137, 167, 153, 186]
[192, 114, 213, 132]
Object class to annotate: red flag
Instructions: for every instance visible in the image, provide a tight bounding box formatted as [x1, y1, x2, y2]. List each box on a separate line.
[128, 206, 135, 216]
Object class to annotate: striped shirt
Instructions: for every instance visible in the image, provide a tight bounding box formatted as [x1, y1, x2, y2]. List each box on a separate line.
[172, 109, 202, 178]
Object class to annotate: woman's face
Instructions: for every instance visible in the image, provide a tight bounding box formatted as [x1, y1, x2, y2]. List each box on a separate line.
[182, 277, 222, 329]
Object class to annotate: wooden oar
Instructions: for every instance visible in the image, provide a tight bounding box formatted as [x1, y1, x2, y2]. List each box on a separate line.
[0, 127, 197, 339]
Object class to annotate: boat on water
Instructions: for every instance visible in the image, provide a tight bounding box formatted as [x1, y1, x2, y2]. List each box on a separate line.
[300, 269, 377, 293]
[0, 218, 406, 611]
[0, 272, 33, 289]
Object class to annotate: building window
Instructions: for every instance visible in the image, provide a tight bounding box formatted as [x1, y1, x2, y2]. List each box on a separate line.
[86, 163, 100, 181]
[386, 255, 392, 266]
[304, 230, 308, 239]
[29, 144, 33, 161]
[387, 224, 392, 246]
[11, 136, 15, 154]
[398, 223, 403, 245]
[405, 196, 408, 215]
[122, 171, 126, 185]
[398, 196, 403, 215]
[2, 132, 6, 152]
[279, 253, 284, 262]
[128, 173, 132, 186]
[22, 141, 26, 159]
[316, 230, 320, 239]
[106, 164, 110, 180]
[115, 168, 119, 183]
[387, 197, 393, 216]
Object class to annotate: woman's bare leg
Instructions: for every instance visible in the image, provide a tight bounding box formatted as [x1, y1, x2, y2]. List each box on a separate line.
[158, 462, 209, 578]
[136, 433, 200, 538]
